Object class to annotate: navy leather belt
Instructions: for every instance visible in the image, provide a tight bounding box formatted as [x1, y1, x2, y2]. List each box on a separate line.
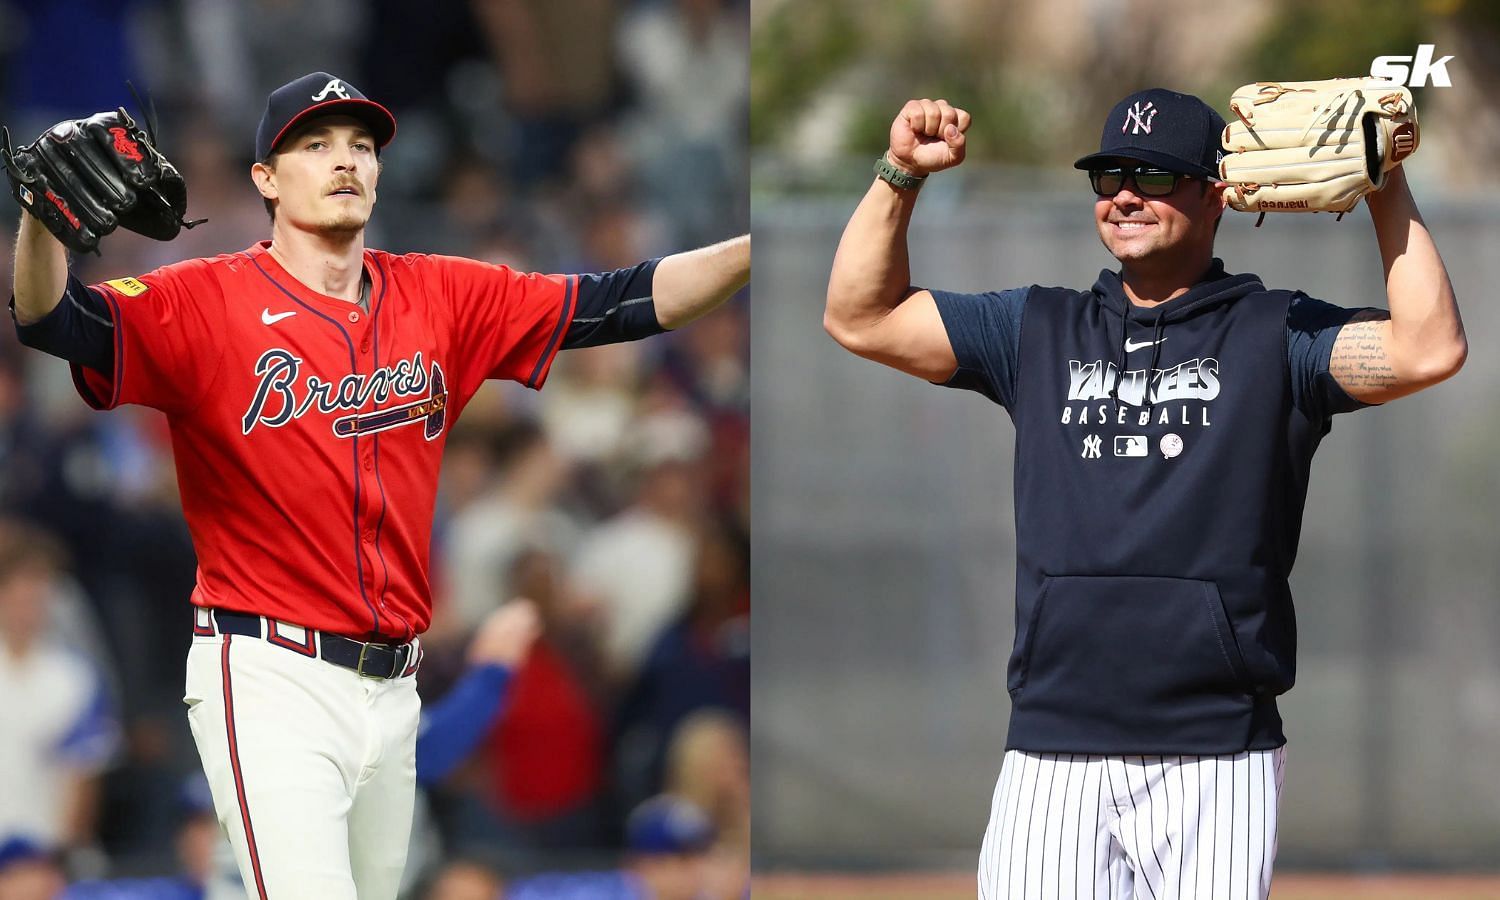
[211, 610, 416, 680]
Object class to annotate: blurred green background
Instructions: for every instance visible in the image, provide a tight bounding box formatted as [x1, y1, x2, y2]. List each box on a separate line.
[752, 0, 1500, 191]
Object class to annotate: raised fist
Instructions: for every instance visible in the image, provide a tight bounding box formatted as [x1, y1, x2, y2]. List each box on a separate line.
[466, 598, 542, 670]
[888, 98, 972, 176]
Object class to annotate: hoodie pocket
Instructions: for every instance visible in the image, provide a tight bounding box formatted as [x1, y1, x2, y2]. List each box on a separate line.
[1014, 575, 1253, 710]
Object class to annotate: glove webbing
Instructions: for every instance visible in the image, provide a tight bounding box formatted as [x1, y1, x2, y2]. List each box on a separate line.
[125, 83, 207, 235]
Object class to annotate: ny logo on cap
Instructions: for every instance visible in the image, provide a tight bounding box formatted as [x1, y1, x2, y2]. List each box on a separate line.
[1122, 101, 1157, 135]
[312, 78, 350, 102]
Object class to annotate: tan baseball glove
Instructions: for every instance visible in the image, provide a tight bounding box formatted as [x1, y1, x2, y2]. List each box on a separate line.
[1219, 78, 1419, 223]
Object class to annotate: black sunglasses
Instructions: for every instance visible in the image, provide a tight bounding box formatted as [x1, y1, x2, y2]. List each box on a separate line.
[1089, 166, 1191, 198]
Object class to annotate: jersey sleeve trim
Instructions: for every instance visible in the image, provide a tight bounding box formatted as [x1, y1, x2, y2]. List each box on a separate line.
[525, 274, 578, 390]
[69, 286, 125, 410]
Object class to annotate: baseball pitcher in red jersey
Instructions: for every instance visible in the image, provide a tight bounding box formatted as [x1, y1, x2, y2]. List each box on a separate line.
[6, 72, 749, 897]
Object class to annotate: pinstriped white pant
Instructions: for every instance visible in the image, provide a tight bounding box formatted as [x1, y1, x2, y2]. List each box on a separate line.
[978, 748, 1286, 900]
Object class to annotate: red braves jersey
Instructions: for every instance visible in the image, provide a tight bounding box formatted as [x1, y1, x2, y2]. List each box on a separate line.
[75, 241, 576, 640]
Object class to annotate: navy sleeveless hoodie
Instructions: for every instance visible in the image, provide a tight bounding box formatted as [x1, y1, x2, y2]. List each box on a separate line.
[1005, 262, 1327, 754]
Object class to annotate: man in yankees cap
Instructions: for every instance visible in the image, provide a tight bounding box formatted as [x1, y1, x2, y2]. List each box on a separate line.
[10, 70, 749, 897]
[824, 87, 1463, 898]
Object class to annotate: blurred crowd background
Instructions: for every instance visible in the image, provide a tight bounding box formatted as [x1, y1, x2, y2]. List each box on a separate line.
[753, 0, 1500, 884]
[0, 0, 748, 897]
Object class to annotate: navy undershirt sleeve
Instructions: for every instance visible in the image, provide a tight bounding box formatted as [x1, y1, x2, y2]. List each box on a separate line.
[10, 274, 115, 373]
[1286, 293, 1379, 419]
[930, 286, 1029, 408]
[561, 257, 666, 349]
[414, 662, 513, 786]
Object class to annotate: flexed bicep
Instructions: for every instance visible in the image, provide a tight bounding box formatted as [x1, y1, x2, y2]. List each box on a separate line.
[829, 288, 960, 382]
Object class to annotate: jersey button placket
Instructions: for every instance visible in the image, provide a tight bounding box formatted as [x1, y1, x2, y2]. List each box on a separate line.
[358, 444, 378, 526]
[350, 296, 384, 617]
[352, 305, 372, 355]
[354, 405, 382, 612]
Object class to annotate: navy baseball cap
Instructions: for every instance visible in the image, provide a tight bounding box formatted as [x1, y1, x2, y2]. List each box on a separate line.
[0, 835, 48, 871]
[1074, 88, 1226, 181]
[626, 796, 716, 855]
[255, 72, 396, 161]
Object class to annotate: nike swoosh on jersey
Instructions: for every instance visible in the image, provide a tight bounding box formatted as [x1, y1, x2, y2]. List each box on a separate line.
[1124, 337, 1165, 352]
[262, 309, 297, 326]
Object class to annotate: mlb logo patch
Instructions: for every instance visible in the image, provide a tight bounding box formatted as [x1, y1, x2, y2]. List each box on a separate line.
[1115, 435, 1148, 457]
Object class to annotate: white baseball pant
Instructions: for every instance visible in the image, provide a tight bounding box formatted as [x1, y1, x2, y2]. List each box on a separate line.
[978, 748, 1286, 900]
[184, 620, 421, 899]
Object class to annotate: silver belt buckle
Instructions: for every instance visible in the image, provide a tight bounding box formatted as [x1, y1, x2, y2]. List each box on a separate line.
[356, 642, 388, 679]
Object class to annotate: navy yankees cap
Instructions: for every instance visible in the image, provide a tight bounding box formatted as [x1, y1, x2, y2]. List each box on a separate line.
[255, 72, 397, 161]
[1074, 88, 1226, 181]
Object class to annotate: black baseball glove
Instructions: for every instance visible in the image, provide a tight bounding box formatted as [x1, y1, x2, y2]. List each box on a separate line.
[1, 108, 203, 255]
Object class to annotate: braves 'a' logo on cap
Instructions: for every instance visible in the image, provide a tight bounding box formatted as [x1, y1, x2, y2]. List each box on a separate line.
[1122, 101, 1158, 135]
[311, 78, 351, 102]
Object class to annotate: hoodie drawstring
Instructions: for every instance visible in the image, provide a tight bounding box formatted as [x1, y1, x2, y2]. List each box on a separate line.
[1110, 303, 1132, 415]
[1142, 315, 1167, 418]
[1112, 305, 1168, 417]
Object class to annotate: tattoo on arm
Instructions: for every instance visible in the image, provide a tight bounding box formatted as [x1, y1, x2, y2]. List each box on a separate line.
[1330, 311, 1397, 392]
